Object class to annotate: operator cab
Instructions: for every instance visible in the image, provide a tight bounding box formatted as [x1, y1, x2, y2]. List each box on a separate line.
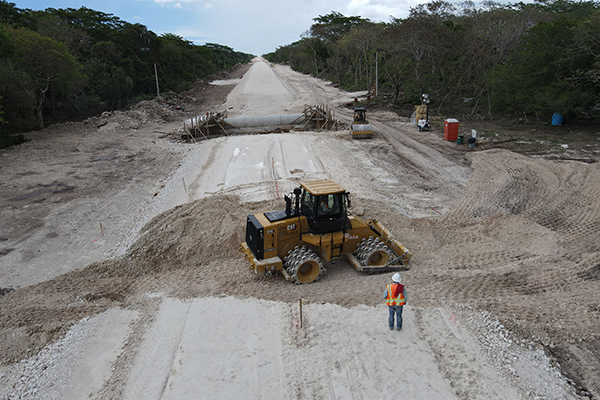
[300, 180, 350, 234]
[353, 107, 367, 123]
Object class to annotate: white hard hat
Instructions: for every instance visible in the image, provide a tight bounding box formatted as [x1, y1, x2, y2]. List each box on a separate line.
[392, 273, 402, 283]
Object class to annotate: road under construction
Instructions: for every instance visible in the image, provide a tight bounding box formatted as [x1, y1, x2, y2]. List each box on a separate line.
[1, 57, 598, 400]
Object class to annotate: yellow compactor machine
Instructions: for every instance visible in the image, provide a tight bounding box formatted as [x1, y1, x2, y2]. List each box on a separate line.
[240, 180, 412, 284]
[350, 107, 374, 138]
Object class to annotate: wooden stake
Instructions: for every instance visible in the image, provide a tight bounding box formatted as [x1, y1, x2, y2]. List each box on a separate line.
[154, 63, 160, 99]
[197, 127, 208, 140]
[223, 120, 249, 135]
[301, 110, 316, 131]
[299, 299, 303, 328]
[216, 120, 230, 136]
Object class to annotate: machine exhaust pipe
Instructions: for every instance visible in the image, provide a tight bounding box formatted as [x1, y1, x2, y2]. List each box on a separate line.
[294, 187, 302, 216]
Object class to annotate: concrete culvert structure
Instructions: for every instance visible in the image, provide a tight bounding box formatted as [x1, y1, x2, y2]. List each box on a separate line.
[224, 114, 304, 133]
[183, 105, 339, 139]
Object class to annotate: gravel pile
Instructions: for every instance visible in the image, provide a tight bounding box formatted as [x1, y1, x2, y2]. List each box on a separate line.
[0, 308, 136, 400]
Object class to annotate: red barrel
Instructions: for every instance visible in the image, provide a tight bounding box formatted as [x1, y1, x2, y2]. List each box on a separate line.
[444, 119, 459, 141]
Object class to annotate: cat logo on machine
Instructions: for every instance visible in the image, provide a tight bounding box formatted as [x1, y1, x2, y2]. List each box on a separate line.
[287, 223, 297, 231]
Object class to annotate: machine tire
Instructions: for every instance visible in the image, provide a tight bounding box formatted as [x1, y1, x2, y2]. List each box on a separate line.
[284, 246, 325, 284]
[364, 248, 390, 266]
[354, 237, 394, 267]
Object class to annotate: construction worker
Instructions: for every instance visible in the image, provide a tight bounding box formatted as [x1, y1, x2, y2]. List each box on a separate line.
[383, 273, 406, 331]
[319, 199, 329, 213]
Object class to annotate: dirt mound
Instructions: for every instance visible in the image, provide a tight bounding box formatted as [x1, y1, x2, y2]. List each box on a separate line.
[0, 192, 390, 363]
[131, 99, 179, 122]
[126, 195, 276, 273]
[82, 100, 181, 132]
[319, 149, 600, 396]
[401, 150, 600, 396]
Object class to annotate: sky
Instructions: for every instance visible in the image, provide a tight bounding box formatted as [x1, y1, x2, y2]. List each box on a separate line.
[12, 0, 436, 55]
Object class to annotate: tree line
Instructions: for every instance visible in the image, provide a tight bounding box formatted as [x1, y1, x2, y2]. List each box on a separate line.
[264, 0, 600, 122]
[0, 1, 253, 148]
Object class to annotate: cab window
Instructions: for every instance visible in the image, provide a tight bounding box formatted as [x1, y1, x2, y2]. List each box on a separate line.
[303, 190, 315, 212]
[317, 194, 342, 216]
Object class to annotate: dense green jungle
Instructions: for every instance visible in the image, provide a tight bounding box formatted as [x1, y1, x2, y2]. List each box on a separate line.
[265, 0, 599, 126]
[0, 1, 253, 147]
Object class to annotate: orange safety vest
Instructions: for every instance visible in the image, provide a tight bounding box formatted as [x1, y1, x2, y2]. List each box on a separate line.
[386, 283, 405, 306]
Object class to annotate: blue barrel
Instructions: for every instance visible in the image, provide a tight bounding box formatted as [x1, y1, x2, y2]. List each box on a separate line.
[552, 113, 563, 126]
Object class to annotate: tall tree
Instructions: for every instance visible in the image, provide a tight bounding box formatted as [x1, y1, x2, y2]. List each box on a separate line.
[0, 1, 38, 29]
[300, 32, 328, 76]
[0, 3, 253, 139]
[267, 0, 599, 119]
[465, 7, 539, 116]
[569, 9, 600, 88]
[492, 12, 598, 118]
[310, 11, 366, 43]
[338, 21, 383, 90]
[36, 15, 92, 58]
[8, 26, 82, 129]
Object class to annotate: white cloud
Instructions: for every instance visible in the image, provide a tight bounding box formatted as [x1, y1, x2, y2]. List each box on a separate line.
[153, 0, 209, 8]
[345, 0, 415, 21]
[106, 0, 431, 54]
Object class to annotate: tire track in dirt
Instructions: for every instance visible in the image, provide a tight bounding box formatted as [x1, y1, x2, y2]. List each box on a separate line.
[394, 149, 600, 397]
[424, 151, 600, 329]
[368, 115, 472, 204]
[441, 151, 600, 313]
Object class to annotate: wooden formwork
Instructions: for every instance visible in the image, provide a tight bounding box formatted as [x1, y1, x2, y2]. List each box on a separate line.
[182, 111, 231, 142]
[181, 105, 339, 141]
[301, 105, 339, 132]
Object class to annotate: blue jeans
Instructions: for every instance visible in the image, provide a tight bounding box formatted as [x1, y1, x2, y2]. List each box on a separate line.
[388, 305, 404, 330]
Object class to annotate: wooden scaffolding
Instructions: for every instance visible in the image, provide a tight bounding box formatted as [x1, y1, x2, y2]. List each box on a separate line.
[181, 105, 339, 142]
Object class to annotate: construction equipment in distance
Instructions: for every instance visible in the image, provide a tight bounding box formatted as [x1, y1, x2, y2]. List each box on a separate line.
[240, 180, 412, 284]
[416, 93, 431, 131]
[350, 107, 374, 139]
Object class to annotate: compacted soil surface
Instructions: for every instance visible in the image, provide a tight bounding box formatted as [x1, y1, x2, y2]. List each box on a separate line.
[1, 57, 599, 400]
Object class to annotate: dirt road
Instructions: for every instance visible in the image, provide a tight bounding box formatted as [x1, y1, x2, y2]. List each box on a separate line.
[0, 58, 598, 399]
